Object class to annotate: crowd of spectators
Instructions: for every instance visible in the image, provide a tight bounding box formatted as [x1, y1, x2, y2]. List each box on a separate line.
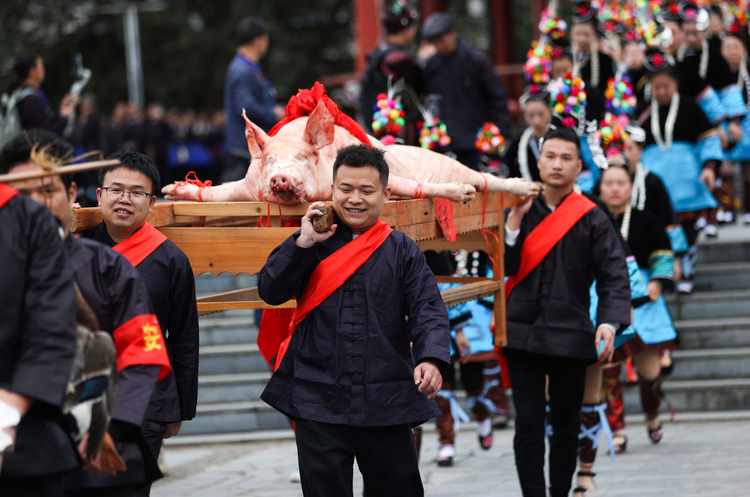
[69, 98, 227, 205]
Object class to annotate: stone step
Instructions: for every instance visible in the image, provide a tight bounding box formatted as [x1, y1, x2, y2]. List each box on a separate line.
[674, 317, 750, 349]
[622, 378, 750, 414]
[199, 343, 268, 375]
[182, 376, 750, 436]
[667, 347, 750, 380]
[181, 400, 290, 435]
[198, 372, 271, 404]
[665, 289, 750, 321]
[697, 239, 750, 264]
[694, 262, 750, 292]
[199, 315, 258, 346]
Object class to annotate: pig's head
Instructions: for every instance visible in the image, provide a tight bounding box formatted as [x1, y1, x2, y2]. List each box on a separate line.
[244, 101, 336, 204]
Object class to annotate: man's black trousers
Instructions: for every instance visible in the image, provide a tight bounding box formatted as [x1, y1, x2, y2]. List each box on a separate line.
[505, 348, 590, 497]
[294, 418, 423, 497]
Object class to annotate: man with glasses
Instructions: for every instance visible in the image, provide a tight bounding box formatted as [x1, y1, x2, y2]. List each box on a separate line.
[85, 150, 199, 497]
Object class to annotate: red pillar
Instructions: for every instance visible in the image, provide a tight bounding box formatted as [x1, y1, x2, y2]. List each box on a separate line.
[420, 0, 447, 20]
[489, 0, 513, 66]
[354, 0, 383, 75]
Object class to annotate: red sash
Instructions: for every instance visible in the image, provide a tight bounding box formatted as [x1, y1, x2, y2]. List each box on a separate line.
[258, 220, 394, 370]
[496, 192, 595, 389]
[504, 192, 596, 298]
[0, 184, 18, 211]
[113, 223, 168, 267]
[113, 313, 172, 381]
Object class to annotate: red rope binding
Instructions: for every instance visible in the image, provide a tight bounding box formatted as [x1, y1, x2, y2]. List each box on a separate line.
[173, 171, 212, 226]
[481, 176, 502, 275]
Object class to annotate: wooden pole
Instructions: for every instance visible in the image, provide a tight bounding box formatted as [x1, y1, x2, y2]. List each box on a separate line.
[0, 160, 121, 183]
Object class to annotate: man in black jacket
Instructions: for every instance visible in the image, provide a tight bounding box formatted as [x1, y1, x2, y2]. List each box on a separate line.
[503, 128, 630, 497]
[258, 145, 450, 497]
[421, 13, 512, 170]
[359, 0, 422, 144]
[12, 54, 78, 135]
[84, 151, 199, 497]
[0, 181, 78, 496]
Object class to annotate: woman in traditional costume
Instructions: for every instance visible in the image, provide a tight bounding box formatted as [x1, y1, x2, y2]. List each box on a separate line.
[428, 251, 509, 467]
[571, 0, 617, 93]
[575, 160, 677, 496]
[637, 48, 720, 294]
[721, 10, 750, 224]
[505, 38, 554, 184]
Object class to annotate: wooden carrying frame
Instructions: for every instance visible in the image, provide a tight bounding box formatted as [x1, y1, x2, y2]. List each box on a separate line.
[71, 193, 522, 346]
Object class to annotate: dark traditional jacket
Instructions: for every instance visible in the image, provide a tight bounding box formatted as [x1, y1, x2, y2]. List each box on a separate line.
[0, 194, 78, 477]
[504, 193, 631, 361]
[423, 41, 512, 150]
[85, 223, 199, 423]
[258, 224, 451, 427]
[578, 50, 617, 93]
[62, 236, 162, 489]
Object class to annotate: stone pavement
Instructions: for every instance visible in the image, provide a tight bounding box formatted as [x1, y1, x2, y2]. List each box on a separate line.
[153, 419, 750, 496]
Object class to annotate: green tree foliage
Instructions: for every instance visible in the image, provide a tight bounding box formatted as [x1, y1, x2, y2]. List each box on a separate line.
[0, 0, 354, 113]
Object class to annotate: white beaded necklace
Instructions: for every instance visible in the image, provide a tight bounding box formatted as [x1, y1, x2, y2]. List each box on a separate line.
[620, 203, 632, 241]
[677, 38, 709, 80]
[575, 49, 600, 87]
[651, 92, 680, 152]
[738, 59, 750, 107]
[518, 127, 535, 182]
[631, 162, 647, 211]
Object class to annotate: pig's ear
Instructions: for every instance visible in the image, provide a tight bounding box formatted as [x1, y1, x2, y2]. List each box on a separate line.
[243, 109, 269, 157]
[302, 100, 335, 150]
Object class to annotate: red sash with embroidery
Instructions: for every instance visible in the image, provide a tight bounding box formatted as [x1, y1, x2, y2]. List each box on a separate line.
[114, 314, 172, 381]
[0, 184, 18, 211]
[258, 220, 393, 370]
[505, 192, 596, 298]
[113, 223, 168, 267]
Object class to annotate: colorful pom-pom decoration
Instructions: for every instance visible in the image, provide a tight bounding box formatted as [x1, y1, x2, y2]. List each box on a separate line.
[539, 8, 568, 40]
[524, 43, 554, 94]
[595, 113, 630, 156]
[371, 93, 406, 138]
[548, 72, 587, 127]
[475, 123, 505, 155]
[604, 76, 637, 116]
[418, 117, 451, 150]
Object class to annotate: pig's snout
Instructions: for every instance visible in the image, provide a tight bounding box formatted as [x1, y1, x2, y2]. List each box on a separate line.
[270, 174, 296, 192]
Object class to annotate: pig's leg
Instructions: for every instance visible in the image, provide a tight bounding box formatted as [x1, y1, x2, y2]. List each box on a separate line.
[162, 179, 257, 202]
[458, 171, 541, 198]
[388, 175, 476, 202]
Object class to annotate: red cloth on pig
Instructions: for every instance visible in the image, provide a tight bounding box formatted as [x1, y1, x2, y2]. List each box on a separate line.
[270, 82, 372, 147]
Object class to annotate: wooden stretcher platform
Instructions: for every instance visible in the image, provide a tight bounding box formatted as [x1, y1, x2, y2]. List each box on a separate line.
[71, 192, 522, 346]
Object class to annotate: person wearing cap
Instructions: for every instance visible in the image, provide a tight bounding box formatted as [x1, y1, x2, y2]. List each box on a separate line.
[721, 17, 750, 225]
[223, 17, 285, 182]
[570, 1, 617, 92]
[359, 0, 422, 145]
[421, 12, 512, 170]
